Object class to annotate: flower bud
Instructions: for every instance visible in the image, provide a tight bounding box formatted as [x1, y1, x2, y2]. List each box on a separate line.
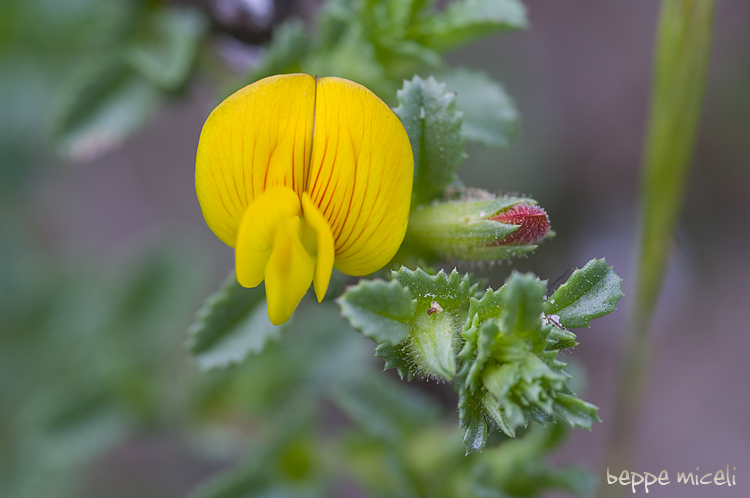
[403, 194, 552, 261]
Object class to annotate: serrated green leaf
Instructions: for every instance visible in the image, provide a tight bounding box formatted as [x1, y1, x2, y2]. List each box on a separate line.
[410, 312, 457, 380]
[188, 274, 285, 370]
[482, 363, 519, 400]
[544, 258, 623, 328]
[545, 327, 578, 351]
[481, 391, 516, 437]
[458, 391, 488, 454]
[455, 269, 604, 450]
[375, 343, 416, 380]
[127, 6, 207, 91]
[338, 279, 416, 345]
[517, 352, 567, 386]
[440, 68, 518, 148]
[411, 0, 527, 52]
[393, 75, 467, 205]
[553, 394, 600, 430]
[465, 320, 498, 392]
[392, 267, 477, 310]
[466, 287, 505, 327]
[500, 272, 546, 338]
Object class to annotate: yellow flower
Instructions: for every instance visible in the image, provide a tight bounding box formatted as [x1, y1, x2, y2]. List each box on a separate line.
[196, 74, 414, 325]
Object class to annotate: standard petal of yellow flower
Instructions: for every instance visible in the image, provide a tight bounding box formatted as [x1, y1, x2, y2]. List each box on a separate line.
[307, 77, 413, 276]
[264, 216, 316, 325]
[301, 193, 335, 302]
[196, 73, 414, 325]
[196, 74, 315, 246]
[235, 185, 301, 288]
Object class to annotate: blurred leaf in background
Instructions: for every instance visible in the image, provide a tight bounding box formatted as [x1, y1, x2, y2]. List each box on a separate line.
[0, 241, 209, 497]
[237, 0, 528, 103]
[48, 0, 207, 162]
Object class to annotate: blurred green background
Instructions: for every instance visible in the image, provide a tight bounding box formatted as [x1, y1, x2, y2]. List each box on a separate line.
[1, 0, 749, 497]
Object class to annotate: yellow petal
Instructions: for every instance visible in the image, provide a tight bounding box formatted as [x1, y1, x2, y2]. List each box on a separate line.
[307, 77, 413, 276]
[196, 74, 316, 247]
[235, 186, 301, 288]
[264, 216, 315, 325]
[301, 192, 335, 302]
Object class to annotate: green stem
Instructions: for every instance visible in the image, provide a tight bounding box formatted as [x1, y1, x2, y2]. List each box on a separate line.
[600, 1, 715, 495]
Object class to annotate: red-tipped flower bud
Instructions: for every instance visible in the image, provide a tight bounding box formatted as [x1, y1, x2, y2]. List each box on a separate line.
[488, 203, 550, 245]
[403, 193, 553, 262]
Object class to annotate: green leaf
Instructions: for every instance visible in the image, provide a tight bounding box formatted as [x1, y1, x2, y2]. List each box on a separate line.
[553, 393, 600, 430]
[393, 75, 467, 205]
[375, 343, 416, 380]
[246, 18, 309, 83]
[339, 268, 477, 381]
[188, 274, 285, 370]
[544, 258, 624, 328]
[466, 286, 505, 327]
[127, 6, 207, 91]
[464, 320, 498, 392]
[411, 0, 527, 52]
[392, 266, 478, 310]
[50, 55, 160, 162]
[440, 68, 518, 148]
[500, 271, 546, 338]
[458, 390, 488, 454]
[454, 271, 605, 449]
[337, 279, 416, 345]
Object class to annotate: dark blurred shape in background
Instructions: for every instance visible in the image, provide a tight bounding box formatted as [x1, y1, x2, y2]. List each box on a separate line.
[1, 0, 748, 497]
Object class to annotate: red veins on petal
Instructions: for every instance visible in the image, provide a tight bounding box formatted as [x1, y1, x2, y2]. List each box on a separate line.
[489, 204, 550, 245]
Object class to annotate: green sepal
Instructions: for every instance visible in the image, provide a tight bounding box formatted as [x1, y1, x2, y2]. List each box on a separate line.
[544, 258, 624, 328]
[337, 279, 417, 345]
[187, 274, 286, 370]
[393, 75, 467, 206]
